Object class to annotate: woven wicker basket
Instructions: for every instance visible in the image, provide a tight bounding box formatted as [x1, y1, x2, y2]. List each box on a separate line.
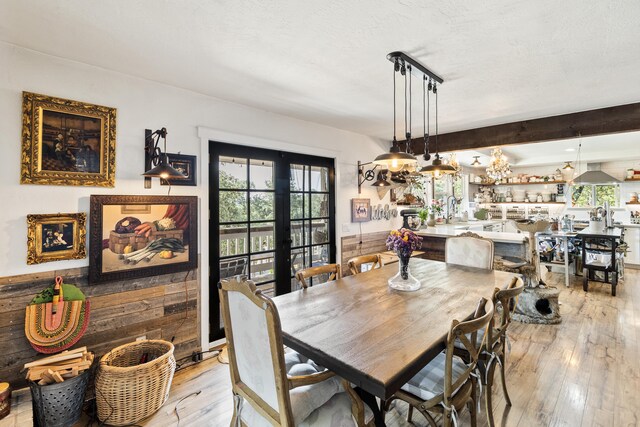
[95, 340, 176, 426]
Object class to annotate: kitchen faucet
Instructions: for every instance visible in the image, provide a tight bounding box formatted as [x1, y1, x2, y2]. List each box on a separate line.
[445, 195, 457, 224]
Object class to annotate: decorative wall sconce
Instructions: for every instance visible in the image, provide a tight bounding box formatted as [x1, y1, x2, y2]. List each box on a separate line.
[143, 128, 186, 188]
[358, 161, 379, 193]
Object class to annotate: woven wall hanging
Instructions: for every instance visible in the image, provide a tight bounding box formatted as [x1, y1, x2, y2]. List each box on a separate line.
[25, 276, 90, 354]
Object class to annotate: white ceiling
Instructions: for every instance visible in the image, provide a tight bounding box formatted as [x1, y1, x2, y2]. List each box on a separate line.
[2, 1, 640, 139]
[448, 131, 640, 168]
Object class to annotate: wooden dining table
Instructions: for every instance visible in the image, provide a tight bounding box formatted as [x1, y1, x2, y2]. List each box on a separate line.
[273, 258, 518, 426]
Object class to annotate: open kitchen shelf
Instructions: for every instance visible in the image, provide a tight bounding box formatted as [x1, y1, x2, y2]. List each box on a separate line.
[477, 202, 566, 205]
[624, 178, 640, 182]
[470, 180, 566, 186]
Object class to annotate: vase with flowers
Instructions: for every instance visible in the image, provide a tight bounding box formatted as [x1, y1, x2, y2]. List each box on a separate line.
[386, 228, 423, 291]
[425, 200, 444, 226]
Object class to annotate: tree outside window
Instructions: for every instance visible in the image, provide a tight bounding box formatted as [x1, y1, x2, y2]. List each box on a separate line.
[571, 184, 619, 208]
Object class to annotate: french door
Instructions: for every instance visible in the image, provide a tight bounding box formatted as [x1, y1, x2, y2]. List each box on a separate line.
[209, 142, 335, 341]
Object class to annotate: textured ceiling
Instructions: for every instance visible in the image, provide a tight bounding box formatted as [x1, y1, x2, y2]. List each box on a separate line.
[2, 0, 640, 139]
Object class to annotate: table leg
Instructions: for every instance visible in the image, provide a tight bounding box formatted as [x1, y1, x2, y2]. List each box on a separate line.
[355, 387, 386, 427]
[564, 237, 570, 287]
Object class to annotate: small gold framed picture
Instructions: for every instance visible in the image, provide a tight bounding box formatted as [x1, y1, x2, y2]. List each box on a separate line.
[20, 91, 116, 187]
[27, 213, 87, 264]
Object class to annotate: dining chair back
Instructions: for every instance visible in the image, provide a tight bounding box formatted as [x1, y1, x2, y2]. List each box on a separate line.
[482, 276, 524, 426]
[295, 264, 342, 289]
[385, 297, 495, 427]
[347, 254, 384, 275]
[444, 297, 495, 400]
[219, 276, 292, 425]
[218, 276, 373, 426]
[445, 231, 495, 270]
[488, 276, 525, 349]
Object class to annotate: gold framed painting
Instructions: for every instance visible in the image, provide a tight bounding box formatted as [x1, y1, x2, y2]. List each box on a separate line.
[27, 213, 87, 264]
[21, 91, 116, 187]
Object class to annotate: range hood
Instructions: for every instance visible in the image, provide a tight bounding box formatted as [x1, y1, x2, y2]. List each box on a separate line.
[573, 163, 620, 184]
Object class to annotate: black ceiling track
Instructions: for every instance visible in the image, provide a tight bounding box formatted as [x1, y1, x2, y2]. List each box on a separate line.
[386, 51, 444, 84]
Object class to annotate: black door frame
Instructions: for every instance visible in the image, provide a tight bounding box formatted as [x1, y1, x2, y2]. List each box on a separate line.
[209, 141, 336, 342]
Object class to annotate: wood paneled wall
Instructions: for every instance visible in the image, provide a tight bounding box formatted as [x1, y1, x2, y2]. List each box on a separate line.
[0, 266, 200, 389]
[340, 231, 390, 273]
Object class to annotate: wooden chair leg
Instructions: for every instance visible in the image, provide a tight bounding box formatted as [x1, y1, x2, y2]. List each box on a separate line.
[485, 362, 496, 427]
[468, 377, 478, 427]
[499, 353, 512, 406]
[443, 407, 453, 427]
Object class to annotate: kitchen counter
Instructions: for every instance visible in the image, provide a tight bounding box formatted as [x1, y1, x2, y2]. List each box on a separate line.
[417, 226, 527, 244]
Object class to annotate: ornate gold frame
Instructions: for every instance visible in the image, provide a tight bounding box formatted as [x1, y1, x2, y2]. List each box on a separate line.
[21, 91, 116, 187]
[27, 213, 87, 264]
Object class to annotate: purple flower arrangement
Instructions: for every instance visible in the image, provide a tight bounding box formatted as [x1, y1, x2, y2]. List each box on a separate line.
[386, 228, 423, 258]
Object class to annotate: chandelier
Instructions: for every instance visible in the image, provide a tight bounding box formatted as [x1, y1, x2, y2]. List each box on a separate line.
[446, 153, 462, 177]
[486, 147, 512, 182]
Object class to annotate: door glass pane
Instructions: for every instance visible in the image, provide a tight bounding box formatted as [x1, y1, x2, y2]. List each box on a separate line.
[219, 191, 247, 222]
[291, 221, 302, 247]
[250, 253, 275, 283]
[290, 164, 309, 191]
[290, 193, 303, 219]
[291, 247, 309, 274]
[291, 220, 309, 247]
[250, 159, 274, 190]
[251, 222, 275, 252]
[219, 156, 247, 189]
[310, 244, 330, 267]
[311, 193, 329, 218]
[310, 166, 329, 192]
[311, 219, 329, 244]
[219, 224, 247, 256]
[219, 256, 248, 279]
[250, 192, 274, 221]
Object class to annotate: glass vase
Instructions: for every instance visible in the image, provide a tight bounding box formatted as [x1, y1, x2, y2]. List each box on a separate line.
[388, 251, 421, 291]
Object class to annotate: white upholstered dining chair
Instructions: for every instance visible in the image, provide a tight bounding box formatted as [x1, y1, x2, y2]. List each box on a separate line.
[218, 276, 374, 426]
[445, 231, 495, 270]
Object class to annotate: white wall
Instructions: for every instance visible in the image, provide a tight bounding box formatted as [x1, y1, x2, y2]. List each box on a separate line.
[0, 41, 402, 278]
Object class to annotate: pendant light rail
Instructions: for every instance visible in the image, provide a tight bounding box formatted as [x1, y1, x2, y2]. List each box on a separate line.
[387, 52, 444, 84]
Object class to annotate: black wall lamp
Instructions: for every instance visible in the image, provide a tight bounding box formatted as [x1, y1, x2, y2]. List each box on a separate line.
[143, 128, 186, 188]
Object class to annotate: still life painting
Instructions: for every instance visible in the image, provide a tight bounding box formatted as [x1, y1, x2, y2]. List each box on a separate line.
[89, 195, 197, 283]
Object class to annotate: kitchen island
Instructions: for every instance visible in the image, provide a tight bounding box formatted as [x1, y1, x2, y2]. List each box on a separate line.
[416, 223, 529, 261]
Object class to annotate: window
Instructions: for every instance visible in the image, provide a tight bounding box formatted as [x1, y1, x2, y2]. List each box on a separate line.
[430, 175, 465, 214]
[432, 177, 447, 205]
[571, 184, 620, 208]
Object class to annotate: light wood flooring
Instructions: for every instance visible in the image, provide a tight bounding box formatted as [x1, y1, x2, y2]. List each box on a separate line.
[4, 268, 639, 427]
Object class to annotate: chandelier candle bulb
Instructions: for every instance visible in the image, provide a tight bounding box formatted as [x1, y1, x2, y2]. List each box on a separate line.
[486, 147, 512, 182]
